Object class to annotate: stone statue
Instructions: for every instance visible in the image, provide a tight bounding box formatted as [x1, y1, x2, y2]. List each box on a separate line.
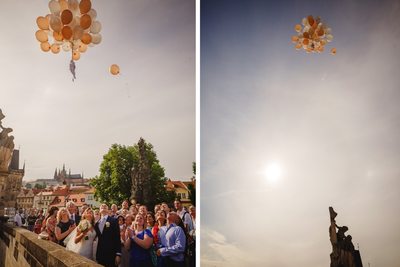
[329, 207, 363, 267]
[0, 109, 15, 172]
[130, 138, 151, 205]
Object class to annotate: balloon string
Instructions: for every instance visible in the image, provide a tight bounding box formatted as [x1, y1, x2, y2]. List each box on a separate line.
[69, 42, 76, 82]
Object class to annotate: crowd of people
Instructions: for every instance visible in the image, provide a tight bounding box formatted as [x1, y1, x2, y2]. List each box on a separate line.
[13, 199, 196, 267]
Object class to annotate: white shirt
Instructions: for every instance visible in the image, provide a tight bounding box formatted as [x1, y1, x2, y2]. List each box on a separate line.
[99, 215, 108, 233]
[14, 213, 22, 226]
[177, 209, 194, 232]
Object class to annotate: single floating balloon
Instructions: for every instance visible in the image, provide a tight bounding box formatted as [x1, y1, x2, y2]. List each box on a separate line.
[330, 48, 337, 55]
[110, 64, 120, 75]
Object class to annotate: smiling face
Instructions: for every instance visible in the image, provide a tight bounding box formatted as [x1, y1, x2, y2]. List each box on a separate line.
[174, 200, 182, 211]
[146, 213, 155, 226]
[134, 214, 145, 228]
[57, 208, 69, 222]
[118, 216, 125, 225]
[83, 209, 94, 222]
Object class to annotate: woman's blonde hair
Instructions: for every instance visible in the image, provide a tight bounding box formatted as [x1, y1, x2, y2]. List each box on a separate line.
[56, 207, 70, 223]
[133, 214, 147, 230]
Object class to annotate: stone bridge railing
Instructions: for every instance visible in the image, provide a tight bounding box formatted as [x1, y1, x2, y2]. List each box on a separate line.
[0, 221, 102, 267]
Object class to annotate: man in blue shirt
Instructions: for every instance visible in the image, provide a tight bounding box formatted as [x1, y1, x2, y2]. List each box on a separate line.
[156, 212, 186, 267]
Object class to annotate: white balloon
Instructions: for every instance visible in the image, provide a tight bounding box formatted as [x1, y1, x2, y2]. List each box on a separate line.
[49, 0, 61, 14]
[49, 15, 62, 32]
[88, 9, 97, 20]
[326, 34, 333, 42]
[91, 33, 102, 44]
[73, 39, 81, 50]
[90, 21, 102, 34]
[62, 42, 72, 52]
[68, 0, 79, 11]
[326, 27, 332, 34]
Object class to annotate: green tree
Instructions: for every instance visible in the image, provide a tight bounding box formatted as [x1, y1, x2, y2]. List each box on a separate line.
[188, 183, 195, 206]
[188, 161, 196, 205]
[90, 139, 175, 209]
[90, 144, 133, 206]
[34, 183, 45, 189]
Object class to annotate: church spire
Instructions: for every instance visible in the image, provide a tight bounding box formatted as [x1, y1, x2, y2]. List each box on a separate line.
[54, 168, 57, 179]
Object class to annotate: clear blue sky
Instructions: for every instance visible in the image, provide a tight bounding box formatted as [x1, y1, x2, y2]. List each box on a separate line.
[201, 0, 400, 266]
[0, 0, 195, 181]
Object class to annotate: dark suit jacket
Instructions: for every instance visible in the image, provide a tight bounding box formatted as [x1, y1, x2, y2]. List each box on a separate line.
[95, 216, 121, 267]
[71, 214, 81, 225]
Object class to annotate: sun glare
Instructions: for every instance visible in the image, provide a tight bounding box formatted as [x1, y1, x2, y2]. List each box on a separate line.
[264, 162, 282, 183]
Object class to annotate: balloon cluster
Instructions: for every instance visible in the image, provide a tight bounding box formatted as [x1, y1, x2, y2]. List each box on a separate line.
[291, 15, 336, 55]
[35, 0, 102, 61]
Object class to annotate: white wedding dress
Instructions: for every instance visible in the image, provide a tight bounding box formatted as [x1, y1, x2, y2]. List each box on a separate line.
[65, 228, 97, 260]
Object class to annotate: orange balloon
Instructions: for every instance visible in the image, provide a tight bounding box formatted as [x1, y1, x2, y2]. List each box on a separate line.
[307, 15, 314, 27]
[59, 0, 69, 11]
[36, 16, 49, 30]
[40, 42, 51, 52]
[317, 28, 325, 37]
[80, 14, 92, 29]
[51, 44, 61, 54]
[110, 64, 120, 75]
[61, 9, 73, 25]
[53, 31, 63, 41]
[78, 43, 88, 53]
[295, 42, 302, 50]
[62, 25, 73, 40]
[302, 38, 309, 45]
[73, 25, 84, 40]
[312, 21, 318, 29]
[303, 32, 309, 39]
[291, 35, 299, 43]
[79, 0, 92, 14]
[294, 24, 302, 32]
[35, 30, 48, 42]
[73, 51, 81, 60]
[80, 33, 92, 44]
[330, 48, 337, 55]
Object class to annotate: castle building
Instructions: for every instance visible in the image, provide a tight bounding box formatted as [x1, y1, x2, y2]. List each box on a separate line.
[53, 164, 87, 186]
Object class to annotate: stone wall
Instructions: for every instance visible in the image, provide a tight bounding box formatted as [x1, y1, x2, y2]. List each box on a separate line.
[0, 222, 102, 267]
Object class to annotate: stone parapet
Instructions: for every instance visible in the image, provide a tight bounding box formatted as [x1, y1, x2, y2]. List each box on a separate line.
[0, 222, 102, 267]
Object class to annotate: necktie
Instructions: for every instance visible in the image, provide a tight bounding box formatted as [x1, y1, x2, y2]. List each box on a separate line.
[100, 217, 106, 234]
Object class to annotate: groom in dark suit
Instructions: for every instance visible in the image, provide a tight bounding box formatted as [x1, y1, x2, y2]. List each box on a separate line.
[95, 203, 121, 267]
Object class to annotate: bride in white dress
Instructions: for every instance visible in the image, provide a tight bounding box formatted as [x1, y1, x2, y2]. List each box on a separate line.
[65, 208, 97, 260]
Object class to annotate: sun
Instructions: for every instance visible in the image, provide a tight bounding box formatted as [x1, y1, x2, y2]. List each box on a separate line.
[264, 162, 282, 183]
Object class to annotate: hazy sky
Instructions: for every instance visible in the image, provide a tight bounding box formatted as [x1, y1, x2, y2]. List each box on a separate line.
[201, 0, 400, 266]
[0, 0, 195, 181]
